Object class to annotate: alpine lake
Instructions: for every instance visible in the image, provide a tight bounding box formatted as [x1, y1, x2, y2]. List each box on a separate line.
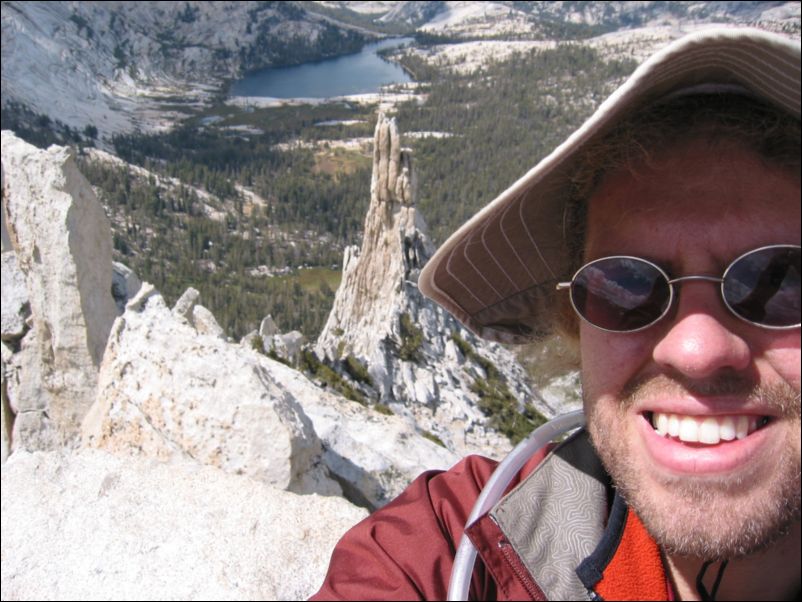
[228, 37, 414, 99]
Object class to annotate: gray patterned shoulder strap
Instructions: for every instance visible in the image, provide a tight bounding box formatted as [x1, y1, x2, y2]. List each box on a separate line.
[490, 431, 610, 601]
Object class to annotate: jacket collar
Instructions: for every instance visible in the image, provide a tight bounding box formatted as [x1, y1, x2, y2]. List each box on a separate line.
[476, 430, 669, 600]
[577, 493, 669, 600]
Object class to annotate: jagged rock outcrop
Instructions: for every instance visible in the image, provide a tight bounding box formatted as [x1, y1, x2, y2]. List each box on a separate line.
[241, 316, 308, 365]
[1, 131, 117, 451]
[1, 129, 462, 513]
[317, 115, 558, 459]
[1, 448, 367, 600]
[260, 315, 280, 338]
[82, 283, 339, 496]
[1, 213, 38, 466]
[171, 286, 226, 339]
[84, 278, 459, 508]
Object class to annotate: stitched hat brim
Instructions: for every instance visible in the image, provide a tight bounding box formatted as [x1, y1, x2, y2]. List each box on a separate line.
[418, 27, 801, 344]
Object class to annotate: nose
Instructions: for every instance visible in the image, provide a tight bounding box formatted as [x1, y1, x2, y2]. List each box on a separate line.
[652, 283, 752, 379]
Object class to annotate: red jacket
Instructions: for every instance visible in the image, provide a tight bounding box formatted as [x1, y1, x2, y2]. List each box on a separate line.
[311, 431, 671, 601]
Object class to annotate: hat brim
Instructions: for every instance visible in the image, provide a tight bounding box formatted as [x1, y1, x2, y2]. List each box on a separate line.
[418, 27, 801, 344]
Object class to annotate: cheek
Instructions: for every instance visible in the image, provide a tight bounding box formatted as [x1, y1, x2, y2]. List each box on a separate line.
[760, 331, 801, 391]
[580, 325, 654, 399]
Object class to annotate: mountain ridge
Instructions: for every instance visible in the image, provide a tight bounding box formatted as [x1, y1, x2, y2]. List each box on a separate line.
[3, 1, 798, 143]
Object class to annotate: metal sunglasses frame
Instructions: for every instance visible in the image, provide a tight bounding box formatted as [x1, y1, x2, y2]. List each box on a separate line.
[555, 244, 802, 333]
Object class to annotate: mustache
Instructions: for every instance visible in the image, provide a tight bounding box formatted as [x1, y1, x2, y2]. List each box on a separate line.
[620, 372, 801, 418]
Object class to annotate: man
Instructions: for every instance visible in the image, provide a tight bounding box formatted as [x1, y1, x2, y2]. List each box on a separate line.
[312, 28, 800, 601]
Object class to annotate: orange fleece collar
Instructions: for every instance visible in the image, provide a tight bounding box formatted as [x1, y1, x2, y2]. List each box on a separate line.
[577, 493, 670, 601]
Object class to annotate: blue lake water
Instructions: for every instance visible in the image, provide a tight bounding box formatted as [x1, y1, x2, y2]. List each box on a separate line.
[229, 37, 414, 99]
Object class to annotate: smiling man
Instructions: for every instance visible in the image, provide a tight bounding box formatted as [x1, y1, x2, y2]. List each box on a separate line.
[575, 124, 800, 599]
[312, 28, 800, 601]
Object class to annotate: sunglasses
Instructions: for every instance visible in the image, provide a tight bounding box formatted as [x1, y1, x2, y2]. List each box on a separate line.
[556, 244, 801, 333]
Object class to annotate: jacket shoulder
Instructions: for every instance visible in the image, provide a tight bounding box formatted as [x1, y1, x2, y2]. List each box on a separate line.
[310, 454, 500, 601]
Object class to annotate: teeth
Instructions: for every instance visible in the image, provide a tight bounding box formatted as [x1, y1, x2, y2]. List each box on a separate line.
[679, 416, 699, 442]
[650, 412, 767, 445]
[719, 416, 736, 441]
[668, 414, 680, 437]
[736, 415, 749, 440]
[698, 417, 720, 445]
[655, 413, 669, 436]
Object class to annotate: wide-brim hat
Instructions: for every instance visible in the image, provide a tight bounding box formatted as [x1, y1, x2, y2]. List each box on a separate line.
[418, 27, 801, 344]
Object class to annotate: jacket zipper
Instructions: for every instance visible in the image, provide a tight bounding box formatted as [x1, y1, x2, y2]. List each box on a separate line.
[497, 537, 547, 601]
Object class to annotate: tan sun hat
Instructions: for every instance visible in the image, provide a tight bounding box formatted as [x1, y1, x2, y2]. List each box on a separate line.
[418, 27, 801, 344]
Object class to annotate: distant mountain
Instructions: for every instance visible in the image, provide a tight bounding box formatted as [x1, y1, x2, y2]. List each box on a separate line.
[3, 1, 798, 143]
[1, 1, 376, 139]
[351, 1, 799, 37]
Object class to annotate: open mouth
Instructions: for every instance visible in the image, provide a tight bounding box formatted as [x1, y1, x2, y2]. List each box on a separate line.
[645, 411, 771, 445]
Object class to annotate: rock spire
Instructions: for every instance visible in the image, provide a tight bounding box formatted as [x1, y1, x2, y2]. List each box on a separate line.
[317, 114, 433, 360]
[317, 115, 558, 458]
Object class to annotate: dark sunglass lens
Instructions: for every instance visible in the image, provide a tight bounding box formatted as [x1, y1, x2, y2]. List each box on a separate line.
[723, 246, 801, 327]
[572, 258, 671, 331]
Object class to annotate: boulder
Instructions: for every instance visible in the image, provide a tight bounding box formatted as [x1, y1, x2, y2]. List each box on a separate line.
[111, 261, 142, 314]
[0, 448, 367, 600]
[192, 304, 225, 339]
[259, 315, 279, 338]
[272, 330, 306, 364]
[172, 286, 200, 323]
[240, 329, 261, 350]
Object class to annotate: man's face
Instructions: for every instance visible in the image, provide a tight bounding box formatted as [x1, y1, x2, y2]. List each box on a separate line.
[580, 137, 801, 559]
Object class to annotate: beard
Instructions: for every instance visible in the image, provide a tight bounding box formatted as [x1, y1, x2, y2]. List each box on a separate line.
[585, 374, 801, 560]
